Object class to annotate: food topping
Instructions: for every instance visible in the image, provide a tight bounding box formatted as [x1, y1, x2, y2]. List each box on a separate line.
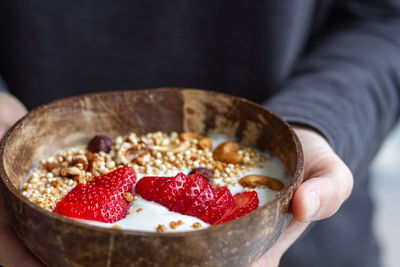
[22, 131, 285, 230]
[188, 167, 214, 181]
[88, 135, 114, 153]
[156, 224, 167, 232]
[53, 167, 136, 223]
[135, 172, 257, 225]
[169, 220, 184, 230]
[238, 175, 284, 191]
[213, 191, 259, 225]
[212, 141, 243, 164]
[192, 222, 202, 229]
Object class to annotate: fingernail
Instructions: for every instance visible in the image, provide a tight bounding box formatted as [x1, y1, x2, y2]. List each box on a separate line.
[305, 192, 320, 221]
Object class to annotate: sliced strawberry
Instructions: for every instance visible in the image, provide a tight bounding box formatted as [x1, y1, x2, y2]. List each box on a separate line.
[89, 166, 136, 195]
[158, 173, 191, 209]
[66, 182, 128, 206]
[54, 201, 127, 223]
[54, 202, 99, 221]
[65, 184, 121, 203]
[54, 167, 135, 223]
[135, 176, 171, 201]
[97, 202, 129, 223]
[183, 183, 218, 217]
[212, 191, 259, 225]
[200, 187, 234, 224]
[171, 173, 208, 213]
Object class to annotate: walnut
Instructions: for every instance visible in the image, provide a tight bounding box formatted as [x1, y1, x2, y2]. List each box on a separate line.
[85, 152, 101, 174]
[71, 155, 88, 171]
[124, 145, 149, 165]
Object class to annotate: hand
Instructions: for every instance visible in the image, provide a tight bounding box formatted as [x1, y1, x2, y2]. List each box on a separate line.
[0, 92, 42, 266]
[251, 125, 354, 267]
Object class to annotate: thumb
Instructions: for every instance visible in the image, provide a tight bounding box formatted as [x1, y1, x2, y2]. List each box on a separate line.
[292, 157, 353, 222]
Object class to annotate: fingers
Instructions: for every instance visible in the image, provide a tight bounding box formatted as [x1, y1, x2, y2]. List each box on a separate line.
[0, 92, 28, 141]
[250, 220, 310, 267]
[291, 158, 353, 222]
[1, 181, 42, 266]
[0, 225, 43, 267]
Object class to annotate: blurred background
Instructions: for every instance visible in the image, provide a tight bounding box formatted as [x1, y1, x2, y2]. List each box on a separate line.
[371, 122, 400, 267]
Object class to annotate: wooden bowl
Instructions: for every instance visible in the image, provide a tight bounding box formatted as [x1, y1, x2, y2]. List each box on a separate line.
[0, 88, 303, 267]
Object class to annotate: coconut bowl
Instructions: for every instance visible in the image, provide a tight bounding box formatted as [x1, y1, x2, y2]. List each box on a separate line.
[0, 88, 303, 267]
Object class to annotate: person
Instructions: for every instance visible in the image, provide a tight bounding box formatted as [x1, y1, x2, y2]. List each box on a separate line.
[0, 0, 399, 266]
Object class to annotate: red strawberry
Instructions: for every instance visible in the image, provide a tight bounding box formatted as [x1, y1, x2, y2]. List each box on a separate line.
[171, 173, 208, 213]
[212, 191, 259, 225]
[158, 173, 191, 209]
[135, 176, 171, 201]
[54, 167, 135, 223]
[64, 184, 129, 212]
[54, 201, 127, 223]
[89, 166, 136, 195]
[54, 202, 99, 221]
[97, 202, 128, 223]
[200, 187, 234, 224]
[183, 183, 218, 217]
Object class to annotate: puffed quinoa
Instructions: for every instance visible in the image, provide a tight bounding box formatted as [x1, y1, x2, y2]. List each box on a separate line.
[192, 222, 202, 229]
[169, 220, 184, 230]
[156, 224, 167, 232]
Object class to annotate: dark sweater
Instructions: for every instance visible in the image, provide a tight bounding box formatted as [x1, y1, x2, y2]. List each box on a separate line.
[1, 1, 399, 266]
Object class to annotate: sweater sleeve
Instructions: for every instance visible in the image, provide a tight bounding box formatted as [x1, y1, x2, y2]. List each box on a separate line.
[0, 76, 9, 92]
[265, 0, 400, 174]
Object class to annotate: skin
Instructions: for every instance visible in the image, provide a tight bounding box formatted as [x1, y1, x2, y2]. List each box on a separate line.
[0, 92, 43, 267]
[0, 92, 353, 267]
[251, 126, 353, 267]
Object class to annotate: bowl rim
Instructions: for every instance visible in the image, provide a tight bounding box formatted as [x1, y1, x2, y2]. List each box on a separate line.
[0, 87, 304, 237]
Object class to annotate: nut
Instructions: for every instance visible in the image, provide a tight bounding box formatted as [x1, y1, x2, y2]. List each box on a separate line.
[60, 166, 81, 177]
[179, 132, 200, 141]
[198, 137, 212, 150]
[212, 141, 243, 164]
[88, 135, 114, 153]
[238, 174, 284, 191]
[51, 168, 61, 177]
[152, 142, 189, 153]
[43, 162, 59, 172]
[85, 152, 102, 173]
[71, 155, 88, 171]
[125, 145, 149, 165]
[189, 167, 214, 181]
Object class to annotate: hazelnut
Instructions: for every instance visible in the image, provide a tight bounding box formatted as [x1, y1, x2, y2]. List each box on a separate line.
[88, 135, 114, 153]
[189, 167, 214, 181]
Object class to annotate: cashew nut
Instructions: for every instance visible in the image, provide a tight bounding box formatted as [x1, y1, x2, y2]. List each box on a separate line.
[198, 137, 212, 150]
[239, 175, 284, 191]
[212, 141, 243, 164]
[152, 142, 189, 153]
[179, 132, 200, 141]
